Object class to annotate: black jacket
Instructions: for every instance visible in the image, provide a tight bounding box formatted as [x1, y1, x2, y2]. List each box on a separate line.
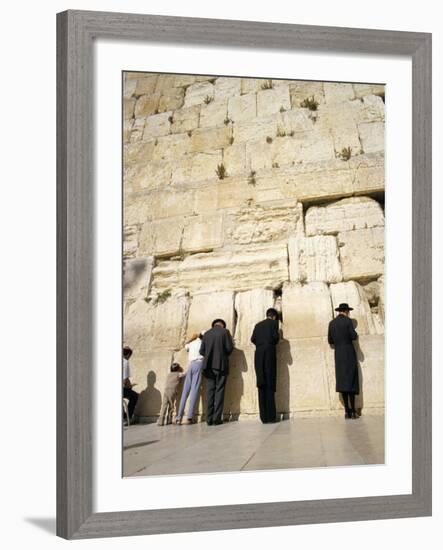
[328, 314, 359, 393]
[251, 318, 280, 390]
[199, 326, 234, 376]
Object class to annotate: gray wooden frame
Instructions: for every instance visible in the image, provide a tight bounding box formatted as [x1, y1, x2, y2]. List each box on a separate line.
[57, 9, 432, 539]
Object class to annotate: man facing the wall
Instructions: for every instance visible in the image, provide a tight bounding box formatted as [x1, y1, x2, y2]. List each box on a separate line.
[251, 308, 280, 424]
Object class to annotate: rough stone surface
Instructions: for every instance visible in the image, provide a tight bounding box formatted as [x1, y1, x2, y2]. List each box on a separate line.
[281, 282, 333, 339]
[305, 197, 385, 236]
[123, 72, 385, 418]
[288, 236, 342, 283]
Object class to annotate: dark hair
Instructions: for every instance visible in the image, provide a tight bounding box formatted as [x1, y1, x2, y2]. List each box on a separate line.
[266, 308, 279, 319]
[123, 346, 133, 359]
[211, 318, 226, 328]
[170, 362, 182, 372]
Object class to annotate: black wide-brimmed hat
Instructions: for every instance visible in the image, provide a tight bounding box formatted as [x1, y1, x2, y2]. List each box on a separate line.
[335, 303, 354, 312]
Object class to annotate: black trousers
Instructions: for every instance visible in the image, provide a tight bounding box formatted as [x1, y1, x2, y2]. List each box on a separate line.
[205, 371, 227, 424]
[258, 385, 276, 423]
[123, 387, 139, 418]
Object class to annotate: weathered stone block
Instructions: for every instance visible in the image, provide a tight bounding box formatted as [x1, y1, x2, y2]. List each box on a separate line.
[124, 78, 137, 98]
[151, 243, 289, 293]
[358, 121, 384, 153]
[290, 81, 325, 108]
[173, 75, 197, 87]
[134, 75, 158, 96]
[143, 112, 171, 139]
[353, 84, 385, 99]
[128, 159, 172, 192]
[170, 105, 200, 135]
[123, 119, 134, 143]
[123, 257, 154, 301]
[184, 81, 214, 107]
[199, 100, 227, 128]
[154, 74, 177, 93]
[358, 95, 385, 123]
[182, 213, 224, 253]
[151, 133, 191, 161]
[234, 116, 278, 143]
[190, 125, 232, 153]
[323, 82, 355, 103]
[329, 281, 382, 335]
[158, 87, 185, 113]
[138, 218, 184, 257]
[228, 93, 257, 122]
[124, 98, 136, 120]
[288, 236, 342, 283]
[214, 77, 241, 101]
[246, 141, 274, 171]
[223, 142, 247, 176]
[226, 199, 304, 245]
[277, 337, 330, 412]
[338, 227, 384, 281]
[171, 151, 223, 184]
[290, 129, 336, 163]
[305, 196, 385, 236]
[234, 289, 275, 347]
[134, 93, 161, 118]
[187, 290, 235, 334]
[257, 85, 291, 117]
[280, 109, 314, 133]
[129, 118, 145, 143]
[124, 140, 156, 166]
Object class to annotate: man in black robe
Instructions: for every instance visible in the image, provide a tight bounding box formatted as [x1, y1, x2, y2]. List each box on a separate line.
[199, 319, 234, 425]
[328, 302, 359, 419]
[251, 308, 280, 424]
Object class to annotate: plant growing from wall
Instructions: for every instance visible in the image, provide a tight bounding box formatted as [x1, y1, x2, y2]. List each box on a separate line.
[248, 170, 257, 186]
[168, 115, 174, 124]
[204, 95, 214, 104]
[216, 163, 227, 179]
[276, 126, 287, 137]
[272, 162, 280, 168]
[300, 95, 319, 111]
[145, 289, 172, 305]
[229, 136, 235, 145]
[338, 146, 352, 161]
[224, 116, 233, 125]
[261, 79, 273, 90]
[266, 136, 273, 144]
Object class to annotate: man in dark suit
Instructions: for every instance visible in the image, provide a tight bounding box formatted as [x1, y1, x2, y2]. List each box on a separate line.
[328, 303, 359, 419]
[199, 319, 234, 425]
[251, 308, 280, 424]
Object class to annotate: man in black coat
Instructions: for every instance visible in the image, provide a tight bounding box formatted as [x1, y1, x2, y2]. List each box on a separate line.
[199, 319, 234, 425]
[328, 303, 359, 419]
[251, 308, 280, 424]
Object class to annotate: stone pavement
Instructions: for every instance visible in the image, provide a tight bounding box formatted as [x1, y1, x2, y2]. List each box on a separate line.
[123, 415, 384, 477]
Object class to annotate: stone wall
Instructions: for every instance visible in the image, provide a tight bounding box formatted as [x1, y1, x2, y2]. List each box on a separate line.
[123, 72, 385, 420]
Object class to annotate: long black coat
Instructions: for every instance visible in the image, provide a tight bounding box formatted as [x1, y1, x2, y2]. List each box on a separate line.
[199, 326, 234, 376]
[251, 318, 280, 391]
[328, 314, 359, 394]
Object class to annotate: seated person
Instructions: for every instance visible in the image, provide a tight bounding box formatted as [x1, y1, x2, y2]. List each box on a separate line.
[122, 346, 139, 422]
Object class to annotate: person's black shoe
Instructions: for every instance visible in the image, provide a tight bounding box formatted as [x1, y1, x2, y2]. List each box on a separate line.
[213, 420, 223, 425]
[351, 411, 359, 419]
[206, 420, 213, 426]
[345, 410, 352, 419]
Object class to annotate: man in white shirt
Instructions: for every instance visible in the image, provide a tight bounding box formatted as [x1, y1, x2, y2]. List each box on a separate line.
[123, 346, 139, 421]
[175, 333, 204, 425]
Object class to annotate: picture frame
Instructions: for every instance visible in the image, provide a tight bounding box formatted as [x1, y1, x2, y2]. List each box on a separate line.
[57, 9, 432, 539]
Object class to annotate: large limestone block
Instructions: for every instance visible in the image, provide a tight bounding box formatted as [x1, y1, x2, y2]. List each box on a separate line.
[353, 84, 385, 99]
[134, 93, 160, 118]
[288, 236, 342, 284]
[124, 290, 189, 351]
[154, 74, 177, 93]
[234, 289, 276, 347]
[124, 98, 136, 120]
[134, 75, 158, 96]
[138, 218, 184, 257]
[170, 105, 200, 135]
[289, 81, 325, 108]
[187, 290, 235, 334]
[123, 78, 137, 99]
[358, 95, 385, 123]
[145, 188, 196, 221]
[124, 140, 156, 166]
[281, 282, 333, 339]
[190, 125, 231, 153]
[228, 93, 257, 122]
[151, 243, 289, 293]
[225, 199, 304, 246]
[224, 348, 257, 416]
[234, 116, 278, 143]
[257, 85, 291, 117]
[329, 281, 382, 335]
[151, 133, 191, 161]
[158, 87, 185, 113]
[143, 112, 172, 139]
[199, 100, 227, 128]
[184, 81, 214, 107]
[173, 74, 197, 87]
[323, 82, 355, 103]
[305, 197, 385, 236]
[331, 125, 362, 157]
[358, 121, 384, 153]
[338, 227, 384, 281]
[246, 141, 274, 171]
[223, 142, 247, 176]
[123, 119, 134, 143]
[280, 109, 314, 133]
[127, 159, 172, 192]
[129, 118, 145, 143]
[214, 77, 241, 101]
[276, 337, 330, 412]
[123, 257, 154, 301]
[290, 129, 336, 163]
[182, 213, 224, 253]
[241, 78, 268, 94]
[171, 150, 223, 184]
[131, 350, 174, 417]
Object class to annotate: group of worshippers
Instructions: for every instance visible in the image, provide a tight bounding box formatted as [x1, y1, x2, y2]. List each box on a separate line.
[123, 302, 360, 426]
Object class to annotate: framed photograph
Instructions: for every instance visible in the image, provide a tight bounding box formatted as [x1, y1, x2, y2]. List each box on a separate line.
[57, 10, 432, 539]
